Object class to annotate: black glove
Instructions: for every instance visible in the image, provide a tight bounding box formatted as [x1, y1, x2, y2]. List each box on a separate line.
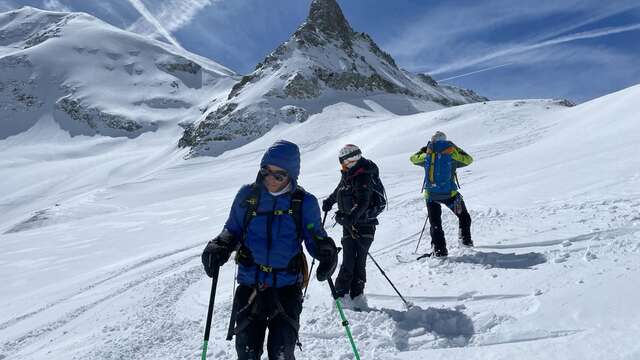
[201, 229, 235, 277]
[322, 198, 334, 212]
[315, 237, 338, 281]
[420, 142, 432, 154]
[335, 211, 354, 227]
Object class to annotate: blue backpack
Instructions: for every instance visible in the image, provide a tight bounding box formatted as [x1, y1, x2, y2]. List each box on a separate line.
[423, 141, 458, 199]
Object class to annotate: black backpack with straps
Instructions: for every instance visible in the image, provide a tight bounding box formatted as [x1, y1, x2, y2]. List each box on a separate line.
[235, 183, 310, 287]
[368, 171, 387, 219]
[242, 183, 306, 241]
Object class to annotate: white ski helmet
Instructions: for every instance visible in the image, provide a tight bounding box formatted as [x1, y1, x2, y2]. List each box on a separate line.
[338, 144, 362, 165]
[431, 131, 447, 142]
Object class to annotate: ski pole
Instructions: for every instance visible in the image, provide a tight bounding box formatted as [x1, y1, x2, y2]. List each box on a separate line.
[367, 252, 413, 309]
[304, 211, 329, 299]
[346, 227, 413, 309]
[201, 265, 220, 360]
[225, 265, 238, 341]
[327, 276, 361, 360]
[414, 215, 429, 253]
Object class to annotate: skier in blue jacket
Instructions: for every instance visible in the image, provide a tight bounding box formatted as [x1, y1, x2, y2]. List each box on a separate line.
[202, 140, 338, 360]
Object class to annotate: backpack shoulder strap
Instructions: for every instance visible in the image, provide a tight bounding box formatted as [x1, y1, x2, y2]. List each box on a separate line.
[242, 183, 262, 240]
[290, 186, 306, 241]
[428, 152, 436, 184]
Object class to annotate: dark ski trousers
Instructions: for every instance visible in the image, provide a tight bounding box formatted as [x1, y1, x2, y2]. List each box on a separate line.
[335, 224, 375, 298]
[234, 284, 302, 360]
[427, 193, 471, 251]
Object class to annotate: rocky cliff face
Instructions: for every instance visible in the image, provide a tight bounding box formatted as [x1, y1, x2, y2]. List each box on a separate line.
[180, 0, 486, 157]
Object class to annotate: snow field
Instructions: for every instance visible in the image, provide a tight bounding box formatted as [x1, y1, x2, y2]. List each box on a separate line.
[1, 85, 640, 359]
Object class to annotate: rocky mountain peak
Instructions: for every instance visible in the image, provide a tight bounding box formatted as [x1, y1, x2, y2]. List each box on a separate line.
[294, 0, 354, 46]
[306, 0, 353, 37]
[180, 0, 487, 157]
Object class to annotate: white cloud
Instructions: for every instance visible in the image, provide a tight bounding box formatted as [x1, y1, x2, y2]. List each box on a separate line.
[437, 63, 514, 82]
[429, 22, 640, 76]
[0, 0, 14, 11]
[452, 43, 639, 101]
[383, 0, 640, 79]
[126, 0, 185, 50]
[384, 0, 612, 58]
[42, 0, 70, 12]
[127, 0, 215, 38]
[156, 0, 213, 32]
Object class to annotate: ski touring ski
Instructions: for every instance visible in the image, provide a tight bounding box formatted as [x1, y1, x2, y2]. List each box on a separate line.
[395, 253, 433, 263]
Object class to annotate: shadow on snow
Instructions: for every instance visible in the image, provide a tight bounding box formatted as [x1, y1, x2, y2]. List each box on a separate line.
[449, 251, 547, 269]
[375, 305, 474, 350]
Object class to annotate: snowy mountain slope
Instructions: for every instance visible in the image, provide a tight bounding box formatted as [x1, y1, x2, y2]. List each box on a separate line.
[179, 0, 487, 157]
[0, 85, 639, 359]
[0, 6, 236, 140]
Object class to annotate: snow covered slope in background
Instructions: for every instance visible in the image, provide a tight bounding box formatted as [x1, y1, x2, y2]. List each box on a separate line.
[0, 6, 235, 139]
[178, 0, 486, 157]
[1, 83, 639, 359]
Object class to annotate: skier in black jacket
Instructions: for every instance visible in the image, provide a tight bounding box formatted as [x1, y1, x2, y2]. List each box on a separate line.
[322, 144, 379, 310]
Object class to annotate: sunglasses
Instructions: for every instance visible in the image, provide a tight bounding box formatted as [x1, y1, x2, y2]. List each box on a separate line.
[260, 167, 289, 182]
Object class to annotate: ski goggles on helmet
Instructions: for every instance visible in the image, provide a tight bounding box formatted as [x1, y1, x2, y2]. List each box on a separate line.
[260, 167, 289, 182]
[338, 148, 362, 164]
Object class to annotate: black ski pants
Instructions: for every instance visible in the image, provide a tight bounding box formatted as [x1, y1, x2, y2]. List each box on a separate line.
[427, 193, 471, 251]
[335, 224, 375, 298]
[234, 284, 302, 360]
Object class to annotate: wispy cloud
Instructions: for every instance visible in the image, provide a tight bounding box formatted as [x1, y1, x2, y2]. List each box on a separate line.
[437, 63, 514, 82]
[384, 0, 640, 77]
[0, 0, 13, 11]
[156, 0, 213, 32]
[127, 0, 214, 40]
[429, 22, 640, 76]
[385, 1, 612, 58]
[42, 0, 70, 12]
[455, 43, 640, 101]
[125, 0, 185, 50]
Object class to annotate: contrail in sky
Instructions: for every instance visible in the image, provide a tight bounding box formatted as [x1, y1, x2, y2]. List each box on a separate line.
[126, 0, 184, 50]
[430, 22, 640, 77]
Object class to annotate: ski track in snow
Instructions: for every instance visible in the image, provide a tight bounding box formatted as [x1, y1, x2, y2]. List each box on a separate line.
[81, 265, 209, 360]
[0, 244, 202, 332]
[1, 253, 201, 358]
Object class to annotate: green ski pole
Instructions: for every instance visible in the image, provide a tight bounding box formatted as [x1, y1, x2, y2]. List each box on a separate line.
[201, 265, 220, 360]
[327, 277, 361, 360]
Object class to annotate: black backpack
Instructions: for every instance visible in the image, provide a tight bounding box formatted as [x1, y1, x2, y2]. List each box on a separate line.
[241, 183, 305, 241]
[366, 162, 387, 219]
[237, 183, 310, 287]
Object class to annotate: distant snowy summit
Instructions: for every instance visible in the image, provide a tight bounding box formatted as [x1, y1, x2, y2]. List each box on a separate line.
[0, 6, 235, 139]
[179, 0, 487, 156]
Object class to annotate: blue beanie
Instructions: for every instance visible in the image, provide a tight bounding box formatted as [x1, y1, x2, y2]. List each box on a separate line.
[260, 140, 301, 181]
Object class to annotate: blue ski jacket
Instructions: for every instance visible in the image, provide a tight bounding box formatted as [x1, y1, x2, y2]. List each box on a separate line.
[223, 140, 326, 288]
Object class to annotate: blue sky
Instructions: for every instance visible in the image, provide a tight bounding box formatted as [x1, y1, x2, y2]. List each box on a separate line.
[3, 0, 640, 102]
